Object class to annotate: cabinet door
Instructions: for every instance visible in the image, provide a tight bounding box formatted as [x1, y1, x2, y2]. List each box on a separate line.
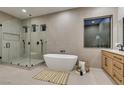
[102, 55, 112, 76]
[106, 57, 112, 76]
[102, 55, 108, 71]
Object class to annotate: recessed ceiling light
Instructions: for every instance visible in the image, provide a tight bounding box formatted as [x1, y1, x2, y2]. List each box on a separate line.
[22, 9, 27, 13]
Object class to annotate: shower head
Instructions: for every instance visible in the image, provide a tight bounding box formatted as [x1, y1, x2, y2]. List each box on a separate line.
[22, 40, 25, 45]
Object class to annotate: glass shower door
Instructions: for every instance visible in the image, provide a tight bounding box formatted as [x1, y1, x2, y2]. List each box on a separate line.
[30, 25, 42, 66]
[30, 24, 47, 66]
[19, 26, 31, 67]
[1, 19, 31, 67]
[1, 20, 21, 65]
[2, 33, 20, 64]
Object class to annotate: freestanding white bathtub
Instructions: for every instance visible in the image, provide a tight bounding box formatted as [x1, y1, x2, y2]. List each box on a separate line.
[44, 54, 78, 71]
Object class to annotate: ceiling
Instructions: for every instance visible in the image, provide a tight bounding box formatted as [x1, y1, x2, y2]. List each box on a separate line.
[0, 7, 75, 19]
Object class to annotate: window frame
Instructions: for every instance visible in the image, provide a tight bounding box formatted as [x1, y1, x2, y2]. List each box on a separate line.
[83, 15, 113, 49]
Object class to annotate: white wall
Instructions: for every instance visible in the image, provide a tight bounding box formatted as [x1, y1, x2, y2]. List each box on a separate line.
[23, 7, 118, 68]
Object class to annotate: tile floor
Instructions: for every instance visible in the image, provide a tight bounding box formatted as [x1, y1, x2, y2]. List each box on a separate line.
[0, 63, 115, 85]
[12, 58, 43, 66]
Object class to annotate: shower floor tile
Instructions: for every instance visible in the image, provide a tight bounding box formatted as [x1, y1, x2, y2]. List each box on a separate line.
[0, 63, 115, 85]
[12, 58, 43, 67]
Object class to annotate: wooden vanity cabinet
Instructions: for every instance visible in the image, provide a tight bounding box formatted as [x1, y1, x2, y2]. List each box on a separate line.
[102, 53, 112, 76]
[102, 50, 124, 85]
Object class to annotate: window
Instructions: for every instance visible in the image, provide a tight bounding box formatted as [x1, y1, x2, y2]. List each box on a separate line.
[84, 16, 112, 48]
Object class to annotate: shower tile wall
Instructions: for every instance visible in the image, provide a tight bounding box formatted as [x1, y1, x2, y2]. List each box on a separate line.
[22, 19, 47, 65]
[1, 19, 22, 64]
[0, 11, 47, 67]
[0, 13, 30, 67]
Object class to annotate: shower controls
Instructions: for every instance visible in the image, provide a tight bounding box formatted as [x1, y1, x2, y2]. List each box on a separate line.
[40, 39, 43, 45]
[22, 40, 25, 48]
[37, 41, 39, 45]
[28, 42, 30, 45]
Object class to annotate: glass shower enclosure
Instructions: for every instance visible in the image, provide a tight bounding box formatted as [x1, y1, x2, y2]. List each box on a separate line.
[0, 18, 47, 68]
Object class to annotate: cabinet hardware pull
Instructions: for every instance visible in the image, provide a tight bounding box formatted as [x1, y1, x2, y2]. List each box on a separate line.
[113, 64, 121, 70]
[105, 63, 107, 66]
[105, 57, 107, 67]
[113, 56, 122, 60]
[113, 74, 122, 82]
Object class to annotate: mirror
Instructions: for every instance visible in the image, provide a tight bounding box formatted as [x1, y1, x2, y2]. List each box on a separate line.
[123, 18, 124, 46]
[117, 7, 124, 46]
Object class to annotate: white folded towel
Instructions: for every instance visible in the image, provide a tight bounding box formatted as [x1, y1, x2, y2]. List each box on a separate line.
[79, 61, 86, 74]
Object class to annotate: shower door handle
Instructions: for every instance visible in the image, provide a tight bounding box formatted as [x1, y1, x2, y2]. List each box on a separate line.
[9, 43, 10, 48]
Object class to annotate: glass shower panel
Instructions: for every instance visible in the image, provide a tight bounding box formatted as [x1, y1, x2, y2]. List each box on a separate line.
[19, 26, 31, 67]
[2, 33, 20, 64]
[1, 19, 31, 67]
[0, 18, 47, 68]
[1, 19, 22, 64]
[30, 24, 47, 66]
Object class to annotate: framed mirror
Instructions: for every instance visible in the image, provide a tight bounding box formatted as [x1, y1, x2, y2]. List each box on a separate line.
[123, 18, 124, 45]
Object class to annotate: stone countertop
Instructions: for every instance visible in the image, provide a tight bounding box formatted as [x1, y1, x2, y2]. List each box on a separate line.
[102, 49, 124, 56]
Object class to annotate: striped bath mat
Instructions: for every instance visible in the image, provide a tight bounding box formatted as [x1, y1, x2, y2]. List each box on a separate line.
[33, 69, 70, 85]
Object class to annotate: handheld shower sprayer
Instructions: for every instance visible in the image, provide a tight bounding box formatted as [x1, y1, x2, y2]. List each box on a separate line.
[40, 39, 43, 45]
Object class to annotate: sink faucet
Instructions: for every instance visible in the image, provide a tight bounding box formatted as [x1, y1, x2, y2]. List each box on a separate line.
[119, 45, 124, 51]
[60, 50, 66, 54]
[116, 43, 124, 51]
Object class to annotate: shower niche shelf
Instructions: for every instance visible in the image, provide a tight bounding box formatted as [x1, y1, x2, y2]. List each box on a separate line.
[3, 32, 20, 41]
[3, 32, 20, 35]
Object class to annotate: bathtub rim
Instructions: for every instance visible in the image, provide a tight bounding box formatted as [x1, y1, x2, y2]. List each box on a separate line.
[44, 54, 78, 59]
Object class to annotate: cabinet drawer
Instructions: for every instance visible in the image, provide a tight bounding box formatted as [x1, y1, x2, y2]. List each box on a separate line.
[113, 60, 124, 76]
[112, 70, 123, 85]
[113, 54, 123, 63]
[102, 51, 113, 58]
